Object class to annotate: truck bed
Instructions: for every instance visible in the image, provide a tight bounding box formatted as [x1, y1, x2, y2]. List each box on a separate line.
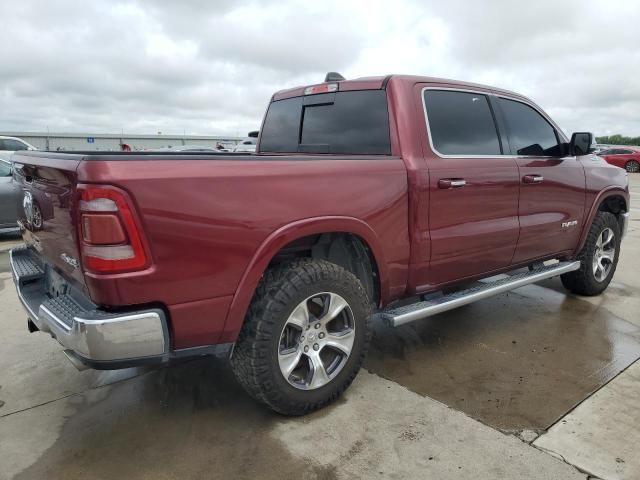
[12, 150, 410, 347]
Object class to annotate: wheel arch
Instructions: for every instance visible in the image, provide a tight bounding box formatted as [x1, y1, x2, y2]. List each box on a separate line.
[220, 216, 390, 342]
[575, 187, 629, 254]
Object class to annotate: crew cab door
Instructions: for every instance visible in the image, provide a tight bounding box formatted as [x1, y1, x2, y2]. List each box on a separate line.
[418, 87, 520, 288]
[493, 97, 586, 263]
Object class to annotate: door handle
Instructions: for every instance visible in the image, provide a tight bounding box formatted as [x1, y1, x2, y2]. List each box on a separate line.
[522, 174, 544, 184]
[438, 178, 466, 189]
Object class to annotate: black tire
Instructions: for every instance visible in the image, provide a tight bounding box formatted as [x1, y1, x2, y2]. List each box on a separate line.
[230, 258, 373, 415]
[561, 211, 621, 296]
[625, 160, 640, 173]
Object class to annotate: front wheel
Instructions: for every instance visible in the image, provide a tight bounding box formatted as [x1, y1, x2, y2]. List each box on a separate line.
[625, 160, 640, 173]
[230, 259, 372, 415]
[561, 211, 621, 296]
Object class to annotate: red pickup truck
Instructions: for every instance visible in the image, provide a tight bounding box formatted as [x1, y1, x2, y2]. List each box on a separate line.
[10, 74, 630, 415]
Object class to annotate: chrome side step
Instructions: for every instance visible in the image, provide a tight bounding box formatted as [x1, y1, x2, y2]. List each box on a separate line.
[382, 261, 581, 327]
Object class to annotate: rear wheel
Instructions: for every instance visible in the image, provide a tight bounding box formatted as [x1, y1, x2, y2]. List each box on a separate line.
[230, 259, 372, 415]
[625, 160, 640, 173]
[561, 211, 620, 295]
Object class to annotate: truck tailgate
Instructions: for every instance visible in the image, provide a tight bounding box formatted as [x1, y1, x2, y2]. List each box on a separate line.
[12, 153, 87, 291]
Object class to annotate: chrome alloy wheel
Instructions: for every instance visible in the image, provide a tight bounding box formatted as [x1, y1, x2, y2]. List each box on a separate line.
[593, 227, 616, 282]
[278, 292, 355, 390]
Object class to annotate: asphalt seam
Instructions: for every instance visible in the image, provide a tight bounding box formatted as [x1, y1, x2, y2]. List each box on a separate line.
[0, 368, 155, 419]
[532, 442, 599, 479]
[529, 358, 640, 480]
[538, 356, 640, 426]
[0, 355, 209, 419]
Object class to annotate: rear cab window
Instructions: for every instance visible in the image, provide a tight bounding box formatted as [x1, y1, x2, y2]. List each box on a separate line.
[259, 90, 391, 155]
[423, 90, 502, 156]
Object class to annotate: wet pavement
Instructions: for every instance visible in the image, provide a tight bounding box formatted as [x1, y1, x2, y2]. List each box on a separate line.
[0, 359, 584, 480]
[0, 175, 639, 479]
[366, 280, 640, 432]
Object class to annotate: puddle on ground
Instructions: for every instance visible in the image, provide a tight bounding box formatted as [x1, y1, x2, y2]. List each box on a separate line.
[365, 283, 640, 432]
[13, 357, 338, 480]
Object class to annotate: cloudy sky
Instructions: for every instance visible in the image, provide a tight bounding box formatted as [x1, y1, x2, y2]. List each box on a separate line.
[2, 0, 639, 137]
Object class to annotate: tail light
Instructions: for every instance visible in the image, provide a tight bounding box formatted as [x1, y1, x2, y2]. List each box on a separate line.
[78, 185, 149, 273]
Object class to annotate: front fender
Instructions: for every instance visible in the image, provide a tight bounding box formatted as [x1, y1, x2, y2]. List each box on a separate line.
[219, 216, 390, 342]
[574, 186, 630, 254]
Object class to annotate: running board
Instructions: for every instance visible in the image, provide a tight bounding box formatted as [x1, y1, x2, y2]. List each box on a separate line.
[382, 261, 581, 327]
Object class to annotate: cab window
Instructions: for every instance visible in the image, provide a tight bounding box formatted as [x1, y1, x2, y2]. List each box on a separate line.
[423, 90, 502, 156]
[499, 98, 560, 156]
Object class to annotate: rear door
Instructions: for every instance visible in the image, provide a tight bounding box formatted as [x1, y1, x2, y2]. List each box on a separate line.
[494, 96, 585, 263]
[420, 87, 520, 287]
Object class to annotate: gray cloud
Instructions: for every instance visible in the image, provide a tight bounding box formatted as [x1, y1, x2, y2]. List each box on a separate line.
[1, 0, 639, 137]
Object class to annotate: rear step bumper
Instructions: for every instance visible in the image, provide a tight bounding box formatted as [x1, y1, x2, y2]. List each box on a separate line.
[10, 247, 169, 369]
[383, 261, 581, 327]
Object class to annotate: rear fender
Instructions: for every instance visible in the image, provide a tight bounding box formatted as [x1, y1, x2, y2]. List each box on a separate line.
[219, 216, 389, 342]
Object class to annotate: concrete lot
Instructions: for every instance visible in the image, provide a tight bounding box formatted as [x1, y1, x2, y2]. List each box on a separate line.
[1, 176, 639, 479]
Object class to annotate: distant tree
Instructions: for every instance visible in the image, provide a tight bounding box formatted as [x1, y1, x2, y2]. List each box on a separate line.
[596, 134, 640, 146]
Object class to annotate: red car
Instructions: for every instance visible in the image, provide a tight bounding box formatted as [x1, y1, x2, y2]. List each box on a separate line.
[598, 147, 640, 173]
[10, 74, 630, 415]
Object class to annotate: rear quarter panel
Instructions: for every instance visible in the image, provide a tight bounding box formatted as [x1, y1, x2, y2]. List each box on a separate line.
[78, 157, 410, 347]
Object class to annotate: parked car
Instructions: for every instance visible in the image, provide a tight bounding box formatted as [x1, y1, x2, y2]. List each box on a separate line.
[150, 145, 223, 152]
[593, 144, 611, 154]
[0, 158, 20, 232]
[597, 147, 640, 173]
[0, 136, 37, 157]
[9, 74, 629, 415]
[233, 140, 257, 153]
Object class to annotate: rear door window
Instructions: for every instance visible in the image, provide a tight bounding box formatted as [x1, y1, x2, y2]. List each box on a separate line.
[0, 139, 28, 150]
[0, 161, 11, 176]
[259, 90, 391, 155]
[423, 90, 502, 156]
[498, 98, 559, 156]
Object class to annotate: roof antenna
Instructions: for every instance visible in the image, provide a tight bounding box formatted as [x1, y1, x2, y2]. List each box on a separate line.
[324, 72, 345, 82]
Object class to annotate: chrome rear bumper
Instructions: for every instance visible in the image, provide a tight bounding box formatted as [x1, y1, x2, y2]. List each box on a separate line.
[10, 247, 169, 369]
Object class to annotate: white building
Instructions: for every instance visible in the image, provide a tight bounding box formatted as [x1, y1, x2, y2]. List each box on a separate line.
[0, 132, 243, 151]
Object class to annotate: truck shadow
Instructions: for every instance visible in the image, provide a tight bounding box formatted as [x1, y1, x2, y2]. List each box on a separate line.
[13, 356, 339, 480]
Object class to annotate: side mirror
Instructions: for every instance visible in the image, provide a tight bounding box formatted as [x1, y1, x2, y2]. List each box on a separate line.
[248, 130, 259, 138]
[570, 132, 594, 156]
